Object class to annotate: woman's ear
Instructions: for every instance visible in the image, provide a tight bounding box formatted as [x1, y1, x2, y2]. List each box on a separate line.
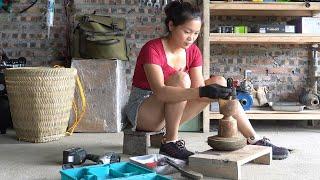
[168, 20, 174, 32]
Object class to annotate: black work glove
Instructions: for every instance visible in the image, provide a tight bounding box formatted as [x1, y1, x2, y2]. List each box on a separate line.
[199, 84, 232, 99]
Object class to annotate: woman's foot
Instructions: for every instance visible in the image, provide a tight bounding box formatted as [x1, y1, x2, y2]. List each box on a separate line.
[159, 139, 194, 161]
[252, 137, 289, 160]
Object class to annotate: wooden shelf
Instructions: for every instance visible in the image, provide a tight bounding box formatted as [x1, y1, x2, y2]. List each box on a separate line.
[210, 33, 320, 44]
[210, 1, 320, 17]
[209, 107, 320, 120]
[200, 1, 320, 132]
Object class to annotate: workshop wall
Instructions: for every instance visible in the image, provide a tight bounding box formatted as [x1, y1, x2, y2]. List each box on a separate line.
[0, 0, 168, 88]
[0, 0, 314, 101]
[0, 0, 67, 66]
[210, 16, 313, 102]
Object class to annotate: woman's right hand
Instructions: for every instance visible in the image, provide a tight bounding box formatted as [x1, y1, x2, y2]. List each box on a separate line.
[199, 84, 232, 99]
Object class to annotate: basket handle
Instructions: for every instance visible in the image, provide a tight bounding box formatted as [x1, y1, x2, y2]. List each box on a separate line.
[66, 75, 86, 135]
[53, 65, 86, 136]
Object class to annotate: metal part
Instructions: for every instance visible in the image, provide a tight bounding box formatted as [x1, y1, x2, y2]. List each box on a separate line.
[146, 0, 153, 7]
[163, 0, 168, 9]
[312, 44, 320, 77]
[154, 0, 161, 9]
[163, 157, 203, 180]
[299, 44, 320, 109]
[227, 78, 236, 99]
[299, 91, 319, 110]
[139, 0, 145, 6]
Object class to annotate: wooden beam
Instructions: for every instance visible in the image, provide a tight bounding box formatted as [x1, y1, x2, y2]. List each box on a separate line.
[210, 33, 320, 44]
[202, 0, 211, 133]
[210, 2, 320, 11]
[210, 2, 320, 17]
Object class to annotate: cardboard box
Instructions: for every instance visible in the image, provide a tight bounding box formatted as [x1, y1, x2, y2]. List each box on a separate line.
[71, 59, 129, 133]
[289, 17, 320, 34]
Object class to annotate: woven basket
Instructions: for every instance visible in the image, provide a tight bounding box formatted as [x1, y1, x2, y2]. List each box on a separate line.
[5, 67, 77, 143]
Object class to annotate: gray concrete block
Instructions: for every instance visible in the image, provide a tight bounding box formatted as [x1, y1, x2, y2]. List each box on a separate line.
[122, 130, 164, 156]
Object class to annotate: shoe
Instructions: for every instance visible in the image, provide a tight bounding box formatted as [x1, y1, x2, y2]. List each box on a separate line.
[253, 137, 289, 160]
[159, 140, 194, 161]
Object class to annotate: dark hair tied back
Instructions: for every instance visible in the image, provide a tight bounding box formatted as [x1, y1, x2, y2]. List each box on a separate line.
[164, 0, 202, 32]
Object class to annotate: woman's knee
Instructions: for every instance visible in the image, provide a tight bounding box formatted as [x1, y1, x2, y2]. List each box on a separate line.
[205, 75, 227, 87]
[165, 71, 191, 88]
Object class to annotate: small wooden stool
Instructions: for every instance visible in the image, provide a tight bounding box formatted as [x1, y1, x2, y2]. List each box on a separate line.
[122, 129, 164, 156]
[189, 145, 272, 180]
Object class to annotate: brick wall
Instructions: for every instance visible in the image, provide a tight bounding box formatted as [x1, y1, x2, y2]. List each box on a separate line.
[0, 0, 68, 66]
[0, 0, 316, 101]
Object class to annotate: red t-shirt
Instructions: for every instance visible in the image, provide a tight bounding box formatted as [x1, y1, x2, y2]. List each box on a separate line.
[132, 38, 203, 90]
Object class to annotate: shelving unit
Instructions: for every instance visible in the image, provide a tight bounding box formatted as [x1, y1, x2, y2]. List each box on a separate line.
[201, 1, 320, 133]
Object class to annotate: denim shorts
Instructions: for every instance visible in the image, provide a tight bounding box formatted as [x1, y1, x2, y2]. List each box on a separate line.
[124, 87, 153, 130]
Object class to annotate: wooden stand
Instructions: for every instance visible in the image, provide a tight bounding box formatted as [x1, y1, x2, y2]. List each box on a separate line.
[189, 145, 272, 180]
[207, 99, 247, 151]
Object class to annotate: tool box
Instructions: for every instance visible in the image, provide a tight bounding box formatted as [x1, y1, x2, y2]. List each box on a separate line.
[60, 162, 171, 180]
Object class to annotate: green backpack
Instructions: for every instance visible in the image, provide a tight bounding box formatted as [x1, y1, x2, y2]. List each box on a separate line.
[72, 14, 129, 61]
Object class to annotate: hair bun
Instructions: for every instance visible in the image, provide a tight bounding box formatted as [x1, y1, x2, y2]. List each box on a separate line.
[164, 0, 182, 17]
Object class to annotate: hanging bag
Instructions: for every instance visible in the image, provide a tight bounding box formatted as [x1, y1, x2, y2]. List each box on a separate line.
[73, 14, 129, 61]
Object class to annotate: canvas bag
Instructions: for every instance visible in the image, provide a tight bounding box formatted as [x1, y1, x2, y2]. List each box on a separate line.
[73, 14, 129, 61]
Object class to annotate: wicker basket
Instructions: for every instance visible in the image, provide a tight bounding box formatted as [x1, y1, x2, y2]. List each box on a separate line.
[5, 67, 77, 143]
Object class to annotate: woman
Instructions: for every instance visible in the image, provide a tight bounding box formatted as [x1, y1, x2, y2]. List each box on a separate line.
[125, 0, 289, 161]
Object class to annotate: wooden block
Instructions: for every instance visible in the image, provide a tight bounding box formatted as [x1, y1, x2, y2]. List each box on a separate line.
[189, 145, 272, 180]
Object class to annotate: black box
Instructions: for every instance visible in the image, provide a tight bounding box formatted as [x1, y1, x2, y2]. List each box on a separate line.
[254, 25, 295, 33]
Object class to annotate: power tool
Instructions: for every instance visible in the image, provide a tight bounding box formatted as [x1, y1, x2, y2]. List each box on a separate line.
[62, 147, 121, 167]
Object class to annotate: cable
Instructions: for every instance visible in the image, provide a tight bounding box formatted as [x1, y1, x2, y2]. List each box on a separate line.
[1, 0, 38, 14]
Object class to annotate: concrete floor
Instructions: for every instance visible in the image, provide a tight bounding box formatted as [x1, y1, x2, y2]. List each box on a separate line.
[0, 120, 320, 180]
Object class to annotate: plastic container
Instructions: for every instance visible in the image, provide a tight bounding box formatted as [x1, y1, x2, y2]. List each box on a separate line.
[60, 162, 171, 180]
[129, 154, 186, 175]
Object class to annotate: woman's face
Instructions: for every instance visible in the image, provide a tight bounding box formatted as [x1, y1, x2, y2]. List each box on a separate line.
[169, 18, 202, 49]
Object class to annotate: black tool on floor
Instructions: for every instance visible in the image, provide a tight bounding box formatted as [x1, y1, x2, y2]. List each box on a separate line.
[62, 147, 121, 169]
[163, 157, 203, 180]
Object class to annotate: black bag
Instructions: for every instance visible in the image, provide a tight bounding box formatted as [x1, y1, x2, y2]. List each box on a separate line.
[72, 14, 129, 61]
[0, 95, 12, 134]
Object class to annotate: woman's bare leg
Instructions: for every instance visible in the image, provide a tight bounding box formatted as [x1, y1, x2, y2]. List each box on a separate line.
[136, 73, 257, 139]
[203, 76, 257, 138]
[181, 75, 257, 138]
[136, 71, 191, 141]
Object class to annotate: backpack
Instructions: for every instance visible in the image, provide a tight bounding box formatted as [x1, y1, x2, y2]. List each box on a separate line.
[72, 14, 129, 61]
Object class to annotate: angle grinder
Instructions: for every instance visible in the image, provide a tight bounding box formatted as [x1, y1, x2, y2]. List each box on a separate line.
[62, 147, 121, 169]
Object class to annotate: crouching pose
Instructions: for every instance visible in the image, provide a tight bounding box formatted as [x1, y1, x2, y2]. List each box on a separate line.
[124, 0, 289, 161]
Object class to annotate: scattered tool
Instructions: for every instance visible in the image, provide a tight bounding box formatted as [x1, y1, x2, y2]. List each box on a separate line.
[207, 78, 247, 151]
[163, 157, 203, 180]
[299, 44, 320, 109]
[163, 0, 168, 9]
[139, 0, 144, 6]
[154, 0, 161, 9]
[46, 0, 55, 39]
[146, 0, 153, 7]
[62, 147, 121, 168]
